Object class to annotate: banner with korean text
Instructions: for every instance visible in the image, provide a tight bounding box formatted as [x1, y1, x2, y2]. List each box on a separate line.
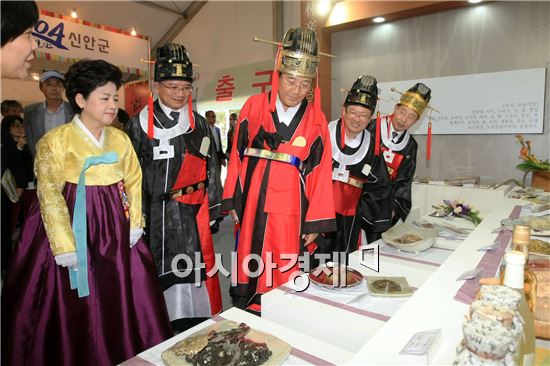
[377, 68, 546, 135]
[32, 10, 149, 77]
[198, 59, 274, 151]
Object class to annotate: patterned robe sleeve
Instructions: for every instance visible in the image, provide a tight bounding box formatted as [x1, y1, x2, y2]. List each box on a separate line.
[393, 141, 417, 222]
[35, 133, 76, 256]
[301, 118, 337, 234]
[120, 131, 144, 228]
[198, 114, 222, 221]
[360, 153, 393, 237]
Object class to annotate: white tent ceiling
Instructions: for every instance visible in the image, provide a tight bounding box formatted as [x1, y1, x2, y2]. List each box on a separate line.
[36, 1, 199, 51]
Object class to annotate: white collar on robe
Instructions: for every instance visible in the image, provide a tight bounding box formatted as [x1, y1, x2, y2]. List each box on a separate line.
[328, 119, 370, 167]
[158, 98, 190, 132]
[138, 97, 191, 140]
[74, 114, 105, 149]
[275, 96, 301, 126]
[345, 129, 363, 148]
[381, 115, 410, 151]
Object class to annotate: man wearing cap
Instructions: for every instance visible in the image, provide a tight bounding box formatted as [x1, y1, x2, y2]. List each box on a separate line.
[325, 75, 391, 253]
[367, 83, 431, 231]
[126, 43, 222, 331]
[24, 70, 74, 156]
[222, 27, 336, 313]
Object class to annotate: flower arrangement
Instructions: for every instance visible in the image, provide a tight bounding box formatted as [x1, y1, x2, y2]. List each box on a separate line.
[432, 199, 483, 226]
[516, 135, 550, 172]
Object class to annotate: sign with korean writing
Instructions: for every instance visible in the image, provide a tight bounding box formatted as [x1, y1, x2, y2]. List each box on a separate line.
[215, 75, 236, 101]
[200, 59, 273, 108]
[33, 10, 149, 74]
[377, 68, 546, 135]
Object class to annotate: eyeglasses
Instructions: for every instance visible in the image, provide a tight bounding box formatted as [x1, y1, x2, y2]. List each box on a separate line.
[346, 110, 372, 122]
[159, 82, 193, 94]
[280, 76, 312, 92]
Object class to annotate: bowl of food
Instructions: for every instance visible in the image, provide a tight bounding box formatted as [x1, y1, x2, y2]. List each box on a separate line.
[381, 223, 438, 253]
[308, 263, 363, 289]
[366, 276, 414, 297]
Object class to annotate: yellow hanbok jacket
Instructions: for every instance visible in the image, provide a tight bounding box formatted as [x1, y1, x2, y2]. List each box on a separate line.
[35, 118, 144, 256]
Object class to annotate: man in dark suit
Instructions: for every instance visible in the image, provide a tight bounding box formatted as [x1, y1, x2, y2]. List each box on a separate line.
[225, 112, 238, 159]
[205, 110, 225, 233]
[24, 70, 74, 156]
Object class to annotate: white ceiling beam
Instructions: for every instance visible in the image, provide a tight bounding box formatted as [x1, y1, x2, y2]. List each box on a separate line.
[134, 1, 183, 17]
[151, 1, 207, 57]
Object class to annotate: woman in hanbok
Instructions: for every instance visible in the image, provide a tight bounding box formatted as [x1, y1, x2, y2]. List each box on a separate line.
[2, 59, 173, 366]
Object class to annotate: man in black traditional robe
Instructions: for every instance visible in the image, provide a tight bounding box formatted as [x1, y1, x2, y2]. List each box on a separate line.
[365, 83, 432, 241]
[326, 75, 391, 253]
[126, 43, 222, 331]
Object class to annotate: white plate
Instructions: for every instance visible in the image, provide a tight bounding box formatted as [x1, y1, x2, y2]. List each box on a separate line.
[308, 264, 363, 289]
[382, 223, 438, 253]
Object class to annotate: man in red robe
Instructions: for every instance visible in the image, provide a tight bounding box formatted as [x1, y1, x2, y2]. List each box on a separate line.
[222, 27, 336, 313]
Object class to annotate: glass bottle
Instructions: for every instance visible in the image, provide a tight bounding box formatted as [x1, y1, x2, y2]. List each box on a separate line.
[503, 251, 536, 366]
[512, 225, 537, 313]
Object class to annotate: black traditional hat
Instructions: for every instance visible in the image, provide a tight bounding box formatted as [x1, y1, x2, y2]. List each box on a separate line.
[154, 43, 193, 82]
[398, 82, 431, 118]
[344, 75, 378, 112]
[277, 28, 320, 79]
[339, 75, 378, 149]
[147, 43, 195, 139]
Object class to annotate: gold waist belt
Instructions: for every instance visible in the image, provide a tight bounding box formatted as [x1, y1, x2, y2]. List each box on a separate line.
[346, 176, 364, 189]
[244, 148, 303, 171]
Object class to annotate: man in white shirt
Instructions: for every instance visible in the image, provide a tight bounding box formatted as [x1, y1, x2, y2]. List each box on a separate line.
[222, 27, 336, 313]
[126, 43, 222, 332]
[24, 70, 74, 156]
[326, 75, 391, 251]
[368, 83, 432, 225]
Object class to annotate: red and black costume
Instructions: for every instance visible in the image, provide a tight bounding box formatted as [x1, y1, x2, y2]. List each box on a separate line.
[222, 92, 336, 312]
[327, 118, 390, 253]
[368, 115, 417, 227]
[126, 43, 222, 326]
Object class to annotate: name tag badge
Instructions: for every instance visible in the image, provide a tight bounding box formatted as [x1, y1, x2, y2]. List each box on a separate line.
[361, 164, 372, 176]
[153, 145, 174, 160]
[200, 137, 210, 156]
[332, 168, 349, 183]
[383, 149, 395, 164]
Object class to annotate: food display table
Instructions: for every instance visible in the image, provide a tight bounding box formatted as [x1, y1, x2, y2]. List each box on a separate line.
[264, 188, 547, 362]
[122, 184, 549, 365]
[263, 198, 481, 353]
[346, 198, 546, 364]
